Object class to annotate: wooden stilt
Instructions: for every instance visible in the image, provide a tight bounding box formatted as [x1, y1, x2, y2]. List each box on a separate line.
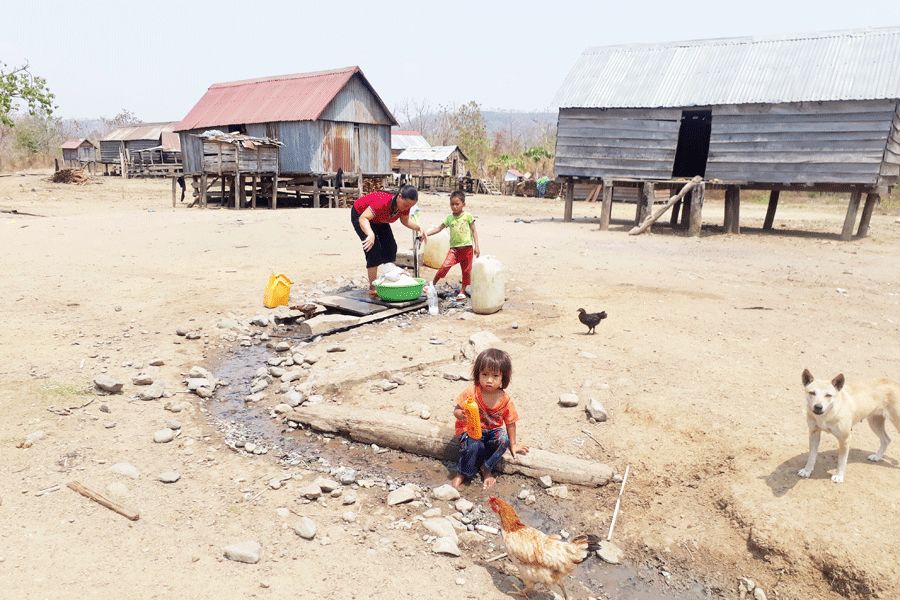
[841, 190, 862, 241]
[171, 176, 177, 207]
[688, 182, 705, 237]
[856, 192, 879, 238]
[599, 182, 613, 230]
[200, 173, 208, 208]
[563, 178, 574, 222]
[238, 174, 246, 209]
[637, 181, 654, 226]
[272, 173, 278, 209]
[670, 199, 682, 227]
[724, 185, 740, 234]
[763, 190, 780, 230]
[251, 175, 257, 209]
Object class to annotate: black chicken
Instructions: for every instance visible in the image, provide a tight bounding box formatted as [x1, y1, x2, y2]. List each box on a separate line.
[577, 308, 607, 334]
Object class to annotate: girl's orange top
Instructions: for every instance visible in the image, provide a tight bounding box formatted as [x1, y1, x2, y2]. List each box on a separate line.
[453, 385, 519, 438]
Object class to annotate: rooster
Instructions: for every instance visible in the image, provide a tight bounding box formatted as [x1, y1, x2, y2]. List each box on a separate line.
[488, 496, 601, 599]
[576, 308, 607, 335]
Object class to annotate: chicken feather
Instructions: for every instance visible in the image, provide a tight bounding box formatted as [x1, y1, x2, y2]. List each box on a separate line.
[489, 496, 600, 599]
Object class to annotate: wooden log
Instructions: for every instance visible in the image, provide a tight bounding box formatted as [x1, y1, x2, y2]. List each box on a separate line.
[629, 176, 703, 235]
[67, 480, 140, 521]
[599, 182, 613, 230]
[763, 190, 780, 230]
[564, 179, 574, 222]
[688, 181, 706, 237]
[856, 192, 879, 237]
[585, 183, 602, 203]
[841, 190, 862, 241]
[285, 404, 613, 487]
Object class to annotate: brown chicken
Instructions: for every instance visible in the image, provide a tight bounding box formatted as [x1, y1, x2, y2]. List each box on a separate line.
[489, 496, 601, 599]
[577, 308, 607, 334]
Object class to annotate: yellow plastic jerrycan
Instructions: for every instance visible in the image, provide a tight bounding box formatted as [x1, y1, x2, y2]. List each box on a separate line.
[464, 397, 482, 440]
[263, 273, 292, 308]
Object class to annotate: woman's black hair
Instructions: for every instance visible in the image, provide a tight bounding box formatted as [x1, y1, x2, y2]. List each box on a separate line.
[391, 184, 418, 215]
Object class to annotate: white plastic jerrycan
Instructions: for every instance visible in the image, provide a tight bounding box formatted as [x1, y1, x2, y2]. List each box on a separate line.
[470, 255, 505, 315]
[423, 228, 450, 269]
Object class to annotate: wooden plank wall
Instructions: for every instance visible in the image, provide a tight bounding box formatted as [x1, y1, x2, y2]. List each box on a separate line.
[707, 100, 897, 185]
[554, 107, 681, 179]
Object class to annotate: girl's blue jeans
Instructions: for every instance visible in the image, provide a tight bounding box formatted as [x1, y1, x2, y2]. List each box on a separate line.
[456, 427, 510, 479]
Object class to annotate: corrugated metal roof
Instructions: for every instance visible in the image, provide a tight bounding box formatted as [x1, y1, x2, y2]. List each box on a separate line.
[391, 131, 430, 150]
[101, 122, 179, 142]
[61, 138, 86, 149]
[396, 146, 466, 161]
[175, 66, 394, 131]
[160, 132, 181, 152]
[553, 26, 900, 109]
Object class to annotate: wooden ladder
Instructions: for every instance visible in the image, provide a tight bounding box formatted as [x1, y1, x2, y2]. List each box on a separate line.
[479, 179, 501, 195]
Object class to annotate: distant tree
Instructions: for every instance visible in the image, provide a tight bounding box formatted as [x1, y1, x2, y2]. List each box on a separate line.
[451, 101, 489, 173]
[0, 61, 55, 128]
[393, 98, 433, 135]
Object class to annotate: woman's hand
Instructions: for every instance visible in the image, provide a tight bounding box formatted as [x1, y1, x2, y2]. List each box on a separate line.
[418, 229, 428, 245]
[362, 234, 375, 252]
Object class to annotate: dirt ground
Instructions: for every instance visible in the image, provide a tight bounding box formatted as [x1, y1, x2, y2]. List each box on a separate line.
[1, 170, 899, 600]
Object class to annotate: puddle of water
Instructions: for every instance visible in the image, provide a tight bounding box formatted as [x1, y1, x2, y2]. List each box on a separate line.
[205, 342, 710, 600]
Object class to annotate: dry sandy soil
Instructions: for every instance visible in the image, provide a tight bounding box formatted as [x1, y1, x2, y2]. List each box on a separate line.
[1, 170, 899, 600]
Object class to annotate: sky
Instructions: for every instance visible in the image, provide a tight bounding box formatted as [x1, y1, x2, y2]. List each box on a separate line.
[3, 0, 899, 124]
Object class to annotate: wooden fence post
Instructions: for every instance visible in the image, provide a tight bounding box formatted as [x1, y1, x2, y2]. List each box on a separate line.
[688, 182, 705, 237]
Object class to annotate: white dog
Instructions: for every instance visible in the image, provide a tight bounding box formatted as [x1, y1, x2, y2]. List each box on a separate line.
[799, 369, 900, 483]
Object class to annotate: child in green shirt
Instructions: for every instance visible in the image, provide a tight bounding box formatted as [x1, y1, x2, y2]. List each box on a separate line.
[425, 191, 480, 300]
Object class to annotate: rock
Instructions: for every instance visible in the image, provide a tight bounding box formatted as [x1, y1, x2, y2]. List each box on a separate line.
[148, 358, 165, 366]
[313, 477, 340, 493]
[387, 484, 417, 506]
[404, 401, 430, 419]
[153, 428, 176, 443]
[166, 420, 182, 430]
[93, 375, 123, 393]
[108, 462, 141, 479]
[586, 398, 608, 421]
[327, 345, 346, 353]
[460, 331, 503, 361]
[455, 498, 474, 512]
[432, 537, 461, 556]
[379, 380, 398, 392]
[538, 476, 553, 488]
[294, 517, 317, 539]
[753, 589, 767, 600]
[131, 373, 154, 385]
[432, 484, 461, 501]
[268, 478, 283, 490]
[342, 491, 357, 505]
[336, 469, 357, 485]
[284, 390, 304, 407]
[139, 381, 166, 401]
[299, 314, 359, 336]
[274, 341, 291, 352]
[577, 351, 597, 359]
[158, 471, 181, 483]
[176, 327, 189, 336]
[251, 315, 270, 327]
[188, 366, 213, 380]
[558, 393, 579, 407]
[597, 541, 624, 564]
[223, 541, 263, 564]
[300, 483, 322, 499]
[546, 485, 568, 499]
[342, 511, 356, 523]
[423, 518, 458, 541]
[274, 403, 292, 414]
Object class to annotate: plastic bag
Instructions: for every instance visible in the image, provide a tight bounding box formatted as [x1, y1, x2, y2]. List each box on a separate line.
[373, 263, 406, 286]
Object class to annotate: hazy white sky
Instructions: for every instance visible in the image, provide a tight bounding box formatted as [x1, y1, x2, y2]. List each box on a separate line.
[3, 0, 898, 123]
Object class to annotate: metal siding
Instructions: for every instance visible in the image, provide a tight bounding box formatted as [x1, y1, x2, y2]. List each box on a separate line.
[553, 27, 900, 109]
[101, 122, 177, 142]
[391, 132, 430, 149]
[320, 76, 394, 125]
[553, 108, 681, 178]
[706, 100, 895, 184]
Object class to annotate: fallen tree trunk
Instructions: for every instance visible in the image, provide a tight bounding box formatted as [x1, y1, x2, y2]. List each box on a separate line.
[286, 404, 613, 487]
[628, 175, 703, 235]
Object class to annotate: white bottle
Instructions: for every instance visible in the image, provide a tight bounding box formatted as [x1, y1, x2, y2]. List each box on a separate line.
[470, 256, 505, 314]
[426, 284, 439, 315]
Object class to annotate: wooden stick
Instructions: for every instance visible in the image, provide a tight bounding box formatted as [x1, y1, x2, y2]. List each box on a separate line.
[629, 176, 702, 235]
[585, 183, 602, 203]
[67, 480, 140, 521]
[606, 465, 629, 541]
[581, 429, 605, 450]
[485, 552, 507, 563]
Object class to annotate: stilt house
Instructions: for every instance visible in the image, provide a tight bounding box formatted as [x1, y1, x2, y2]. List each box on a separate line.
[396, 146, 467, 177]
[99, 122, 180, 167]
[174, 66, 397, 208]
[391, 130, 430, 172]
[552, 26, 900, 239]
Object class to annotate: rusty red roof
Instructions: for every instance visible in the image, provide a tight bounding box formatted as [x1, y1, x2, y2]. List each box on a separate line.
[61, 138, 83, 149]
[175, 66, 392, 131]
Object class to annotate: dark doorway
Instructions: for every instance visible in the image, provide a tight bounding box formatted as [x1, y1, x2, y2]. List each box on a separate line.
[672, 109, 711, 178]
